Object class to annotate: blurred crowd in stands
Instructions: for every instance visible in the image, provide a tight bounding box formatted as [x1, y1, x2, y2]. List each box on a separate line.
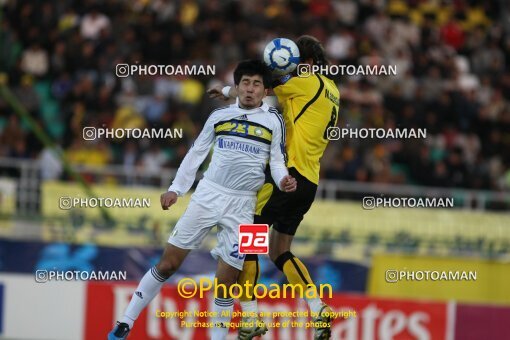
[0, 0, 509, 191]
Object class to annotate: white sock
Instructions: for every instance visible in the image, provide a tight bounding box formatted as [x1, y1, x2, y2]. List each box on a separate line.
[120, 266, 167, 328]
[305, 294, 323, 315]
[211, 297, 234, 340]
[240, 300, 258, 321]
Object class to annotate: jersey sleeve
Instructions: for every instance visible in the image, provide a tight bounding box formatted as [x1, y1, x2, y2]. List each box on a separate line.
[268, 111, 289, 191]
[168, 114, 216, 195]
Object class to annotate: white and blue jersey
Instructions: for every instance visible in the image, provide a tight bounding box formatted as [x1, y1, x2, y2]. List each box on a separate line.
[167, 100, 288, 270]
[168, 100, 287, 195]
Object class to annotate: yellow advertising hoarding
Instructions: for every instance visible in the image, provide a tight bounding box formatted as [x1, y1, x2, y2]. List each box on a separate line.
[300, 200, 508, 261]
[42, 180, 190, 221]
[41, 181, 191, 246]
[0, 178, 16, 232]
[368, 253, 510, 306]
[41, 181, 509, 256]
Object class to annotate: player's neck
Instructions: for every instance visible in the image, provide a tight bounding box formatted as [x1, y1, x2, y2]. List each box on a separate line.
[238, 102, 263, 110]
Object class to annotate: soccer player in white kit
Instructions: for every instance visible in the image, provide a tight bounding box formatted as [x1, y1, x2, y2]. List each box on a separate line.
[108, 60, 296, 340]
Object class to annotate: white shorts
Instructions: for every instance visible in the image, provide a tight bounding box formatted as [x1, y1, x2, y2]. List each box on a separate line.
[168, 178, 257, 270]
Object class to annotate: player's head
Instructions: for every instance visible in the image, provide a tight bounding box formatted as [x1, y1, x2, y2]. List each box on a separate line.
[234, 59, 271, 109]
[296, 35, 328, 66]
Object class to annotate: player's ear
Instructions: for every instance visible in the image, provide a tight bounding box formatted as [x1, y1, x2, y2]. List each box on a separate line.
[263, 88, 268, 97]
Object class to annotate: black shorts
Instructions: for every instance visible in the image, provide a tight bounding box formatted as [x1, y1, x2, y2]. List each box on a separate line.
[254, 167, 317, 236]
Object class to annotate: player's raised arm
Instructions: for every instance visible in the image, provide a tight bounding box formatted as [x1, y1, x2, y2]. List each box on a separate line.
[162, 113, 216, 208]
[269, 109, 296, 192]
[207, 84, 277, 100]
[206, 85, 234, 100]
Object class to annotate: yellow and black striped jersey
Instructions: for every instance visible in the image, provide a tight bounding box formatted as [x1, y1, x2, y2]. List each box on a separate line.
[274, 73, 340, 184]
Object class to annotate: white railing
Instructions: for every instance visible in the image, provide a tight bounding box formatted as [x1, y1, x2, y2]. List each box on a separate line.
[318, 180, 510, 210]
[0, 157, 508, 215]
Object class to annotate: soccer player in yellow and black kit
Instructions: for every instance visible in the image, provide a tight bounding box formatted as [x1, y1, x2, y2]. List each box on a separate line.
[208, 36, 339, 340]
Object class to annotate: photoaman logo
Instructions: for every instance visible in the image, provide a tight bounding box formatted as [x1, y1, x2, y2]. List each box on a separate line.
[239, 224, 269, 254]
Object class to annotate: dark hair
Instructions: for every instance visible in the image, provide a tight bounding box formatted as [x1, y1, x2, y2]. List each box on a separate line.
[296, 35, 328, 66]
[233, 59, 272, 88]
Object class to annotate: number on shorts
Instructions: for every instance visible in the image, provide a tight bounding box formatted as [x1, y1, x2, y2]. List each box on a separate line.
[230, 244, 246, 260]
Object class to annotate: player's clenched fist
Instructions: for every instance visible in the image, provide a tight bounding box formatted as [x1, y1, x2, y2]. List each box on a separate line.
[160, 191, 178, 210]
[280, 175, 297, 192]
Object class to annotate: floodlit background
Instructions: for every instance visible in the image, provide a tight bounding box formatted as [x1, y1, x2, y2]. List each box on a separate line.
[0, 0, 509, 339]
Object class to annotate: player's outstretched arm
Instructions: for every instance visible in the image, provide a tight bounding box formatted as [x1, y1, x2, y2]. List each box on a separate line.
[268, 110, 295, 191]
[166, 114, 216, 199]
[160, 191, 178, 210]
[207, 85, 236, 100]
[207, 84, 276, 99]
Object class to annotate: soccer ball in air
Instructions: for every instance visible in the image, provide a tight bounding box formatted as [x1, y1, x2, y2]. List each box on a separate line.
[263, 38, 300, 75]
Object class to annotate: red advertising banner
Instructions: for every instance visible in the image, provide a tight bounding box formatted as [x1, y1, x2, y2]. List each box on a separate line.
[85, 281, 449, 340]
[328, 294, 448, 340]
[454, 304, 510, 340]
